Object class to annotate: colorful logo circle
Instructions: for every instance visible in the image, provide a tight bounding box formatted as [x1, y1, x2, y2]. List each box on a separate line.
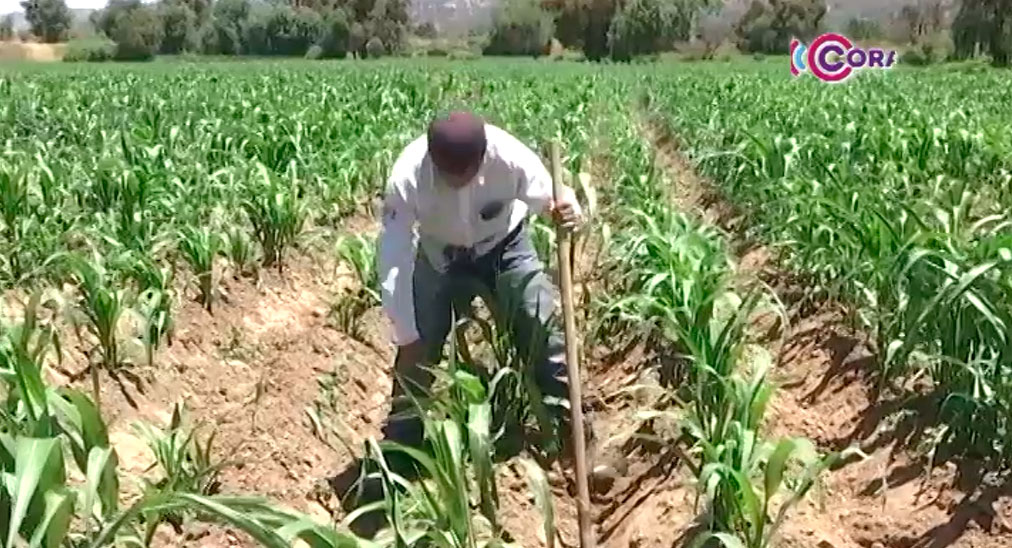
[807, 33, 855, 83]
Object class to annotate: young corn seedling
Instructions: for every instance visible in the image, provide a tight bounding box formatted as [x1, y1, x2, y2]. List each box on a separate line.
[530, 217, 556, 267]
[0, 159, 34, 283]
[224, 225, 260, 279]
[349, 357, 554, 548]
[689, 434, 859, 548]
[593, 206, 736, 382]
[65, 253, 131, 408]
[177, 225, 222, 313]
[331, 233, 380, 341]
[682, 346, 867, 548]
[130, 256, 175, 367]
[0, 291, 66, 437]
[450, 272, 563, 459]
[132, 402, 231, 542]
[244, 163, 309, 273]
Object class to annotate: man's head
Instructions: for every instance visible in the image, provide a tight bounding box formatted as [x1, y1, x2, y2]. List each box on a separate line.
[427, 111, 487, 188]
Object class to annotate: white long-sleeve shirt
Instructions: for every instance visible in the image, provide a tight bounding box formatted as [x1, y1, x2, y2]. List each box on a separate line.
[378, 124, 581, 346]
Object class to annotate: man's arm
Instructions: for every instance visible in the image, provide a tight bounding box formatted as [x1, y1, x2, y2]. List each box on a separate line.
[511, 136, 583, 220]
[378, 174, 419, 346]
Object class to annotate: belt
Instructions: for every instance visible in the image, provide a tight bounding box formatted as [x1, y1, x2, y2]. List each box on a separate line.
[443, 221, 524, 274]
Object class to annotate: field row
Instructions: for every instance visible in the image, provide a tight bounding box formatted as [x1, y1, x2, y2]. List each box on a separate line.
[645, 65, 1012, 466]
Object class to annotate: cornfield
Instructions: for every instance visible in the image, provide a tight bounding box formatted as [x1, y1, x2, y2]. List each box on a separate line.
[0, 58, 1009, 548]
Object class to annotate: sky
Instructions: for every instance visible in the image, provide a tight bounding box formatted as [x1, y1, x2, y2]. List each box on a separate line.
[2, 0, 108, 14]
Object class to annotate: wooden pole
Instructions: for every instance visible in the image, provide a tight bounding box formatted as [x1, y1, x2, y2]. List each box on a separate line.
[550, 140, 595, 548]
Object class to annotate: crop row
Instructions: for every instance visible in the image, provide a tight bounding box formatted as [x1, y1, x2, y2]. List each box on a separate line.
[646, 65, 1012, 466]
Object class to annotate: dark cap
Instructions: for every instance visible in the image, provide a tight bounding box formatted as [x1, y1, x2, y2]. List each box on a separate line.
[427, 111, 487, 175]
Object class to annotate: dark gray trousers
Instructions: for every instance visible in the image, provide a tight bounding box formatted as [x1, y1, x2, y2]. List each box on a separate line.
[381, 221, 568, 447]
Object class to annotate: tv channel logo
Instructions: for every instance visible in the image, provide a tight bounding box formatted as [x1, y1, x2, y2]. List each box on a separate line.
[791, 33, 896, 83]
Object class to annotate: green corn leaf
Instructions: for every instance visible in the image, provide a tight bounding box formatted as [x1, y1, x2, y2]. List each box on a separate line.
[83, 446, 119, 526]
[520, 458, 555, 548]
[764, 439, 800, 504]
[467, 401, 497, 531]
[276, 518, 374, 548]
[27, 487, 75, 548]
[169, 493, 291, 548]
[8, 437, 65, 548]
[453, 370, 487, 405]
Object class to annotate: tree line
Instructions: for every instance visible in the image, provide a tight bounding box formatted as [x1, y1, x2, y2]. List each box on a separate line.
[484, 0, 1012, 66]
[10, 0, 1012, 66]
[18, 0, 409, 60]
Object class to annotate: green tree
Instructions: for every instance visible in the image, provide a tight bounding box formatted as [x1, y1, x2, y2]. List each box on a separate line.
[845, 16, 883, 40]
[544, 0, 717, 61]
[484, 0, 555, 56]
[894, 0, 949, 44]
[110, 3, 165, 59]
[242, 2, 322, 56]
[182, 0, 211, 22]
[608, 0, 709, 61]
[318, 7, 351, 57]
[21, 0, 72, 43]
[349, 21, 366, 56]
[952, 0, 987, 58]
[365, 0, 409, 54]
[735, 0, 826, 54]
[160, 0, 198, 53]
[953, 0, 1012, 66]
[92, 0, 142, 38]
[365, 34, 384, 57]
[210, 0, 250, 54]
[415, 21, 437, 38]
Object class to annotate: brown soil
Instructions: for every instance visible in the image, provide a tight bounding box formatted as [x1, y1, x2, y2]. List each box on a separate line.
[638, 116, 1012, 548]
[18, 213, 590, 546]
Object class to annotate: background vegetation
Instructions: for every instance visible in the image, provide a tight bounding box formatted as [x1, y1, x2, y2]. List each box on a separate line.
[1, 0, 1009, 66]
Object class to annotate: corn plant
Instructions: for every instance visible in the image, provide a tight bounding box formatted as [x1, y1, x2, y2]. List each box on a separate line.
[244, 164, 309, 272]
[689, 437, 856, 548]
[347, 365, 554, 548]
[65, 254, 131, 408]
[132, 402, 233, 543]
[450, 273, 562, 459]
[592, 207, 736, 373]
[177, 226, 222, 313]
[529, 217, 556, 267]
[0, 159, 33, 283]
[224, 225, 260, 278]
[129, 257, 175, 367]
[331, 234, 380, 340]
[680, 346, 863, 548]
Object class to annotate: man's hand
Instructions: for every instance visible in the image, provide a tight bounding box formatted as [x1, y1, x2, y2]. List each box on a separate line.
[548, 197, 581, 230]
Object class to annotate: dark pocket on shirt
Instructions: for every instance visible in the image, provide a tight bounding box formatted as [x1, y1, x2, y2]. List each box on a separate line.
[480, 200, 505, 221]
